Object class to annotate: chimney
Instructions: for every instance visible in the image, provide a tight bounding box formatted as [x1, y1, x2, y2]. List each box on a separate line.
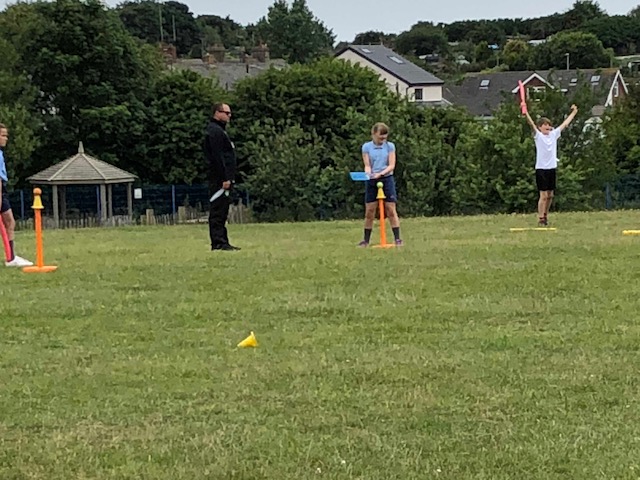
[251, 43, 270, 63]
[158, 42, 177, 63]
[208, 44, 225, 63]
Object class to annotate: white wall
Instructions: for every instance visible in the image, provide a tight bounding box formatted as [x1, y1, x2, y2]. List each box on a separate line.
[337, 49, 408, 95]
[337, 50, 442, 102]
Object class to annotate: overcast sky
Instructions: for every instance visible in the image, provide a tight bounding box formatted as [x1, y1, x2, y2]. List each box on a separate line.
[1, 0, 638, 42]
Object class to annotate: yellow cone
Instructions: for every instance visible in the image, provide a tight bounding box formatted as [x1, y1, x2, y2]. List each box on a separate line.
[237, 331, 258, 348]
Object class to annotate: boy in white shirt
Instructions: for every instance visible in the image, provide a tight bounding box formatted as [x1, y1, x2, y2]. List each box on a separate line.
[524, 104, 578, 226]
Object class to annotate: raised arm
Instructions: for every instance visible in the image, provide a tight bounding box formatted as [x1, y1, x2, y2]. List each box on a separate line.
[524, 110, 538, 134]
[559, 104, 578, 131]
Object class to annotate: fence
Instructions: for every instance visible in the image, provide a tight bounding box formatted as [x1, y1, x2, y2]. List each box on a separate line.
[6, 176, 640, 230]
[605, 175, 640, 210]
[7, 184, 252, 230]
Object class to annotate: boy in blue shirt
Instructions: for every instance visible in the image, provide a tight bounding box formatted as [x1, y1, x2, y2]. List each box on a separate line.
[358, 122, 403, 246]
[0, 123, 33, 267]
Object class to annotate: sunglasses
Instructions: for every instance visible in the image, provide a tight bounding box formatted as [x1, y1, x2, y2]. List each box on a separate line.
[218, 110, 232, 115]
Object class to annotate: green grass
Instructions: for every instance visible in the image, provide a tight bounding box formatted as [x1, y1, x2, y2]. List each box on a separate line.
[2, 211, 640, 479]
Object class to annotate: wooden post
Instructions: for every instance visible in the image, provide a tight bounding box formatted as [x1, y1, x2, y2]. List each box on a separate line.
[127, 183, 133, 218]
[146, 208, 154, 225]
[177, 206, 186, 223]
[107, 184, 113, 219]
[99, 184, 107, 223]
[60, 186, 67, 223]
[52, 185, 59, 229]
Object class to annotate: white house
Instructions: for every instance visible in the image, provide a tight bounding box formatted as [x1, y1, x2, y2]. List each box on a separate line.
[335, 44, 448, 106]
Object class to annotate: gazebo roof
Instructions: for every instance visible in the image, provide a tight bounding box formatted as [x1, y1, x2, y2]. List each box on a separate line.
[28, 142, 137, 185]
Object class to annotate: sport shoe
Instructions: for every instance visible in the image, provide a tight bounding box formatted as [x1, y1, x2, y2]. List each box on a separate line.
[357, 240, 369, 247]
[395, 239, 404, 246]
[5, 255, 34, 267]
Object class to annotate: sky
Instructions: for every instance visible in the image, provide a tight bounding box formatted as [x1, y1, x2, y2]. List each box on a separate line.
[1, 0, 639, 42]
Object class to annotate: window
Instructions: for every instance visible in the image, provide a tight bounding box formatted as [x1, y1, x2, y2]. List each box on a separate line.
[527, 86, 546, 101]
[613, 82, 620, 97]
[389, 56, 404, 64]
[479, 79, 490, 88]
[361, 48, 372, 53]
[414, 88, 423, 101]
[591, 75, 601, 83]
[570, 78, 578, 86]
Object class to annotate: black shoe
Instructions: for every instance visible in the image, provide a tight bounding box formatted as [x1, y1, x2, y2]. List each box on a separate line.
[228, 244, 241, 250]
[212, 244, 236, 251]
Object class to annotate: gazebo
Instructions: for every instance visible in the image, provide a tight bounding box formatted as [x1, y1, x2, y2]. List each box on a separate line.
[27, 142, 137, 227]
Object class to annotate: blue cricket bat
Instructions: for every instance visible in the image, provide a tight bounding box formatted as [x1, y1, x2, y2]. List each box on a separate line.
[350, 172, 370, 181]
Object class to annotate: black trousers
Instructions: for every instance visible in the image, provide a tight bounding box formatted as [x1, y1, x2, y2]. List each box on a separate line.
[209, 194, 230, 248]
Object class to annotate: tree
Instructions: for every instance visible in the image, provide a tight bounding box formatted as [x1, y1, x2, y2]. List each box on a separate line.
[142, 70, 228, 184]
[3, 0, 163, 177]
[601, 84, 640, 175]
[0, 34, 39, 186]
[563, 0, 605, 30]
[474, 41, 493, 64]
[502, 39, 532, 71]
[231, 58, 398, 219]
[231, 57, 393, 145]
[254, 0, 335, 64]
[117, 0, 201, 56]
[197, 14, 246, 49]
[352, 31, 396, 48]
[395, 22, 449, 56]
[466, 21, 506, 46]
[530, 31, 611, 69]
[581, 15, 640, 55]
[524, 14, 565, 39]
[445, 21, 478, 43]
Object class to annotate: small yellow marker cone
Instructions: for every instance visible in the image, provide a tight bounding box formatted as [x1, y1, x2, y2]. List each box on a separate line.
[237, 331, 258, 348]
[622, 230, 640, 236]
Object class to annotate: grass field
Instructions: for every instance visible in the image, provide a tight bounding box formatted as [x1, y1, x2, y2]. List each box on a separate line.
[2, 211, 640, 479]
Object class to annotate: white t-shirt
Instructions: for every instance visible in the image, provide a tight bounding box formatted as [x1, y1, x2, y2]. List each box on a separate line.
[534, 128, 561, 170]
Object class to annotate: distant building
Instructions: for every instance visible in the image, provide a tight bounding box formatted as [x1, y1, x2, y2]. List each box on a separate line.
[335, 44, 449, 106]
[444, 68, 628, 120]
[165, 44, 287, 90]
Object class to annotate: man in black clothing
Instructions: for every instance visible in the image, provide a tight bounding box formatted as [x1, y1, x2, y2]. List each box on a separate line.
[204, 102, 240, 251]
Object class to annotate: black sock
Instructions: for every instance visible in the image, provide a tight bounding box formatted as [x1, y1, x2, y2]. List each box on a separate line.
[9, 240, 14, 260]
[364, 228, 372, 243]
[392, 227, 400, 240]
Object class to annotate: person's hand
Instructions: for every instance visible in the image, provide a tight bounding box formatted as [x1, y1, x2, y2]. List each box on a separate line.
[371, 172, 382, 179]
[570, 104, 578, 112]
[222, 181, 231, 190]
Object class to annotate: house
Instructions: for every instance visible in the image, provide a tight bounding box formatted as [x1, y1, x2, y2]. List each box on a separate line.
[335, 44, 448, 106]
[444, 68, 628, 120]
[168, 44, 287, 91]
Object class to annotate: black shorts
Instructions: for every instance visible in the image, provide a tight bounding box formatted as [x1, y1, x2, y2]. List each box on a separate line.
[536, 169, 556, 192]
[365, 175, 397, 203]
[0, 182, 10, 213]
